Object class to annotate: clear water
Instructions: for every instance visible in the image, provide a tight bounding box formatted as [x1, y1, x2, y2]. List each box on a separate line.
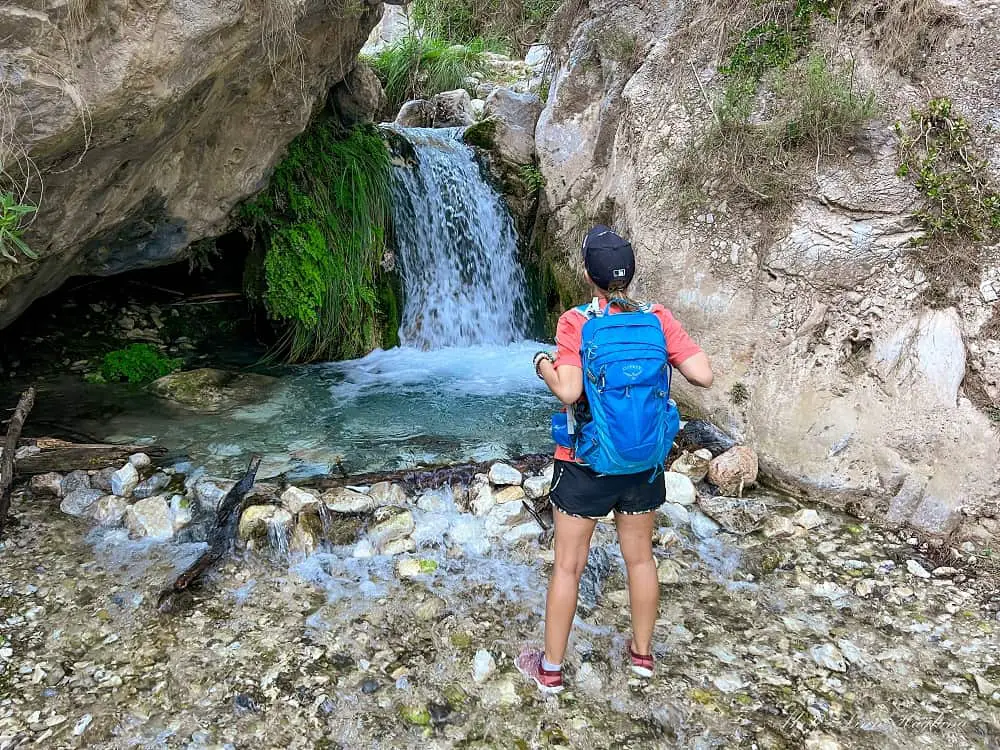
[32, 127, 554, 479]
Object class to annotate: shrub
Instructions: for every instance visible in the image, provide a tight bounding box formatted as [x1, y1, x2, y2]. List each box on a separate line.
[241, 121, 397, 363]
[367, 35, 492, 115]
[410, 0, 561, 55]
[0, 193, 37, 263]
[101, 344, 181, 384]
[896, 97, 1000, 299]
[519, 164, 546, 192]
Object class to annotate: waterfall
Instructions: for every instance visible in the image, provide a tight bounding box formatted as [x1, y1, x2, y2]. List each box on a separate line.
[386, 126, 531, 350]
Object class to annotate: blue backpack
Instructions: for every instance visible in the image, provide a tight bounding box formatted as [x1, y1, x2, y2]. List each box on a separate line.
[552, 299, 680, 476]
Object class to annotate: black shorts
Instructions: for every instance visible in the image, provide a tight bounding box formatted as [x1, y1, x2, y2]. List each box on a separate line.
[548, 460, 666, 519]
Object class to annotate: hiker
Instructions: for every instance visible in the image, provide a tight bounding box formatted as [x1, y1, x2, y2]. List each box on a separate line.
[517, 225, 713, 693]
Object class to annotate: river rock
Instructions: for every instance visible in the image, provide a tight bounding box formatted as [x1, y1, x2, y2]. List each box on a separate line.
[503, 521, 543, 546]
[524, 44, 552, 69]
[448, 517, 491, 556]
[194, 478, 235, 511]
[805, 734, 842, 750]
[905, 559, 931, 579]
[91, 467, 118, 493]
[523, 465, 554, 499]
[382, 537, 417, 556]
[472, 650, 496, 684]
[150, 369, 278, 413]
[432, 89, 475, 127]
[663, 471, 697, 506]
[484, 88, 543, 165]
[93, 496, 129, 527]
[660, 502, 690, 528]
[690, 510, 721, 539]
[61, 470, 92, 497]
[707, 446, 758, 496]
[281, 486, 320, 515]
[416, 489, 450, 512]
[395, 99, 435, 128]
[480, 677, 520, 708]
[669, 450, 712, 483]
[125, 497, 174, 540]
[484, 501, 524, 538]
[763, 515, 797, 539]
[493, 486, 526, 504]
[368, 507, 415, 551]
[289, 521, 320, 556]
[322, 487, 375, 514]
[809, 643, 847, 672]
[128, 453, 152, 470]
[60, 489, 103, 518]
[29, 472, 63, 497]
[396, 558, 438, 579]
[238, 505, 293, 547]
[471, 479, 495, 517]
[169, 495, 192, 531]
[656, 559, 682, 584]
[488, 462, 523, 486]
[369, 482, 408, 507]
[133, 472, 171, 500]
[111, 463, 140, 498]
[792, 508, 824, 529]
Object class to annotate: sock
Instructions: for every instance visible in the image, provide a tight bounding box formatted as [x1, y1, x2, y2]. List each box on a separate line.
[541, 657, 562, 672]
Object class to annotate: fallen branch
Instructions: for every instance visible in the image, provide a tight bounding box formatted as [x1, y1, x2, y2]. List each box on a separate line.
[157, 454, 262, 612]
[14, 438, 166, 475]
[1, 388, 36, 538]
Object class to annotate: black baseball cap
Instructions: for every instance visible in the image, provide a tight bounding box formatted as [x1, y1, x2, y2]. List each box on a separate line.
[582, 225, 635, 290]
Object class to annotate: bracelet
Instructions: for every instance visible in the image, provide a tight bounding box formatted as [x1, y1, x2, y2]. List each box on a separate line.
[533, 351, 555, 378]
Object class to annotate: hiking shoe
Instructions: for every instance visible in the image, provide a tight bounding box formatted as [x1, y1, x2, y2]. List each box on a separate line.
[628, 640, 654, 678]
[515, 648, 564, 694]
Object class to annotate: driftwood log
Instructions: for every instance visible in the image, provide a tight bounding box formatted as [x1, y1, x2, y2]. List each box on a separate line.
[1, 388, 37, 537]
[157, 454, 262, 612]
[14, 438, 167, 475]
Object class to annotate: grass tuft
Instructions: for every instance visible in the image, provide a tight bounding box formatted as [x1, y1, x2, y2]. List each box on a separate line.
[410, 0, 561, 56]
[241, 121, 398, 363]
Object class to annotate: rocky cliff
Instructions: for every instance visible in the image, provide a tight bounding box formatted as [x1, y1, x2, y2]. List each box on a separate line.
[0, 0, 382, 328]
[535, 0, 1000, 540]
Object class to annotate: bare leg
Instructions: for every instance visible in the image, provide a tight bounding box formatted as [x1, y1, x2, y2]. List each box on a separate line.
[544, 510, 598, 665]
[614, 511, 658, 655]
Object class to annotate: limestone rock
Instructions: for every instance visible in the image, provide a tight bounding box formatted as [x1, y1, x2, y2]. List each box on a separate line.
[150, 369, 278, 413]
[905, 559, 931, 579]
[502, 521, 543, 545]
[0, 0, 381, 330]
[322, 488, 375, 514]
[809, 643, 847, 672]
[281, 486, 320, 515]
[93, 496, 129, 527]
[194, 479, 235, 511]
[523, 465, 554, 499]
[763, 515, 797, 539]
[331, 61, 385, 125]
[524, 44, 552, 70]
[493, 486, 526, 504]
[669, 451, 712, 484]
[660, 502, 690, 529]
[369, 482, 408, 507]
[60, 471, 92, 497]
[396, 558, 438, 579]
[488, 462, 523, 486]
[484, 88, 543, 165]
[471, 478, 495, 517]
[663, 472, 697, 506]
[792, 508, 824, 529]
[656, 559, 681, 584]
[707, 447, 758, 496]
[133, 473, 171, 500]
[873, 309, 966, 407]
[238, 505, 293, 547]
[91, 467, 118, 493]
[289, 521, 320, 556]
[484, 501, 524, 538]
[60, 489, 103, 518]
[128, 453, 152, 470]
[368, 507, 415, 551]
[382, 537, 417, 556]
[690, 510, 720, 539]
[30, 473, 63, 497]
[110, 463, 140, 498]
[472, 649, 496, 684]
[125, 497, 174, 540]
[432, 89, 474, 127]
[169, 495, 192, 532]
[395, 99, 435, 128]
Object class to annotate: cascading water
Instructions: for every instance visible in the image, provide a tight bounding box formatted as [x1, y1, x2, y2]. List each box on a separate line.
[386, 126, 532, 349]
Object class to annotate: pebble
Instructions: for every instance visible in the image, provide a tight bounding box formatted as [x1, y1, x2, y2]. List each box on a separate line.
[906, 559, 931, 579]
[792, 508, 824, 529]
[763, 515, 797, 539]
[472, 649, 496, 683]
[72, 714, 92, 736]
[128, 452, 152, 469]
[854, 579, 876, 597]
[931, 566, 959, 578]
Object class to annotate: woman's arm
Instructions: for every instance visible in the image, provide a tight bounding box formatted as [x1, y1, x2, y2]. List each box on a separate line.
[537, 360, 584, 405]
[676, 351, 714, 388]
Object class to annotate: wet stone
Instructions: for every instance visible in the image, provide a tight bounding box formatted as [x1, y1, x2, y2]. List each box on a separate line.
[125, 496, 174, 540]
[60, 470, 91, 497]
[523, 472, 552, 500]
[59, 488, 102, 518]
[368, 507, 415, 551]
[111, 463, 139, 498]
[493, 485, 526, 504]
[906, 559, 931, 579]
[660, 502, 690, 528]
[322, 487, 374, 514]
[663, 471, 697, 506]
[194, 478, 235, 510]
[763, 515, 797, 539]
[91, 467, 117, 493]
[810, 643, 847, 672]
[669, 452, 711, 485]
[361, 679, 380, 694]
[92, 495, 129, 527]
[793, 508, 824, 529]
[369, 482, 408, 507]
[128, 452, 152, 469]
[488, 462, 523, 486]
[133, 472, 170, 500]
[280, 486, 319, 515]
[690, 510, 720, 539]
[29, 472, 62, 497]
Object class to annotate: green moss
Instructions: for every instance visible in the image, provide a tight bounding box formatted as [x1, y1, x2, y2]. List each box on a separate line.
[241, 121, 399, 363]
[400, 704, 432, 726]
[100, 344, 181, 384]
[463, 118, 497, 151]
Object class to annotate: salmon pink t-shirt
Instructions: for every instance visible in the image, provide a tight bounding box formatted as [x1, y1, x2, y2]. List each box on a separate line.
[552, 299, 702, 462]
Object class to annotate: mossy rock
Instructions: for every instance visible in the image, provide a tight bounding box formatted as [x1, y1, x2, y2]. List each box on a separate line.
[149, 368, 278, 413]
[463, 118, 497, 151]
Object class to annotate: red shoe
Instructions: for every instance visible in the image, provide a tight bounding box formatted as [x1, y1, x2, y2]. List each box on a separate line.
[628, 640, 654, 678]
[515, 648, 564, 694]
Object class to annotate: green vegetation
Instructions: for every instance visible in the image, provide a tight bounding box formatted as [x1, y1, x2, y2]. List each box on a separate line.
[100, 344, 181, 384]
[367, 35, 492, 116]
[0, 192, 37, 263]
[410, 0, 561, 55]
[462, 118, 497, 150]
[518, 164, 546, 193]
[241, 121, 398, 363]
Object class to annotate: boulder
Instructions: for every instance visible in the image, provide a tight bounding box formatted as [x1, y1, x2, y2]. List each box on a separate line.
[331, 61, 386, 125]
[29, 472, 63, 497]
[91, 467, 118, 493]
[484, 501, 525, 538]
[289, 520, 321, 556]
[656, 558, 682, 584]
[150, 369, 278, 413]
[669, 450, 712, 483]
[503, 521, 543, 545]
[524, 44, 552, 70]
[470, 478, 496, 517]
[60, 489, 103, 518]
[60, 470, 92, 497]
[281, 486, 320, 515]
[111, 463, 140, 498]
[707, 447, 758, 496]
[663, 472, 697, 506]
[169, 495, 193, 532]
[488, 462, 523, 486]
[483, 88, 543, 166]
[395, 99, 435, 128]
[0, 0, 382, 330]
[125, 497, 174, 540]
[93, 496, 129, 527]
[432, 89, 475, 127]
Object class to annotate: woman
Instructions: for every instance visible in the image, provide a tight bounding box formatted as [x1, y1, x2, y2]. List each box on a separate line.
[517, 225, 714, 693]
